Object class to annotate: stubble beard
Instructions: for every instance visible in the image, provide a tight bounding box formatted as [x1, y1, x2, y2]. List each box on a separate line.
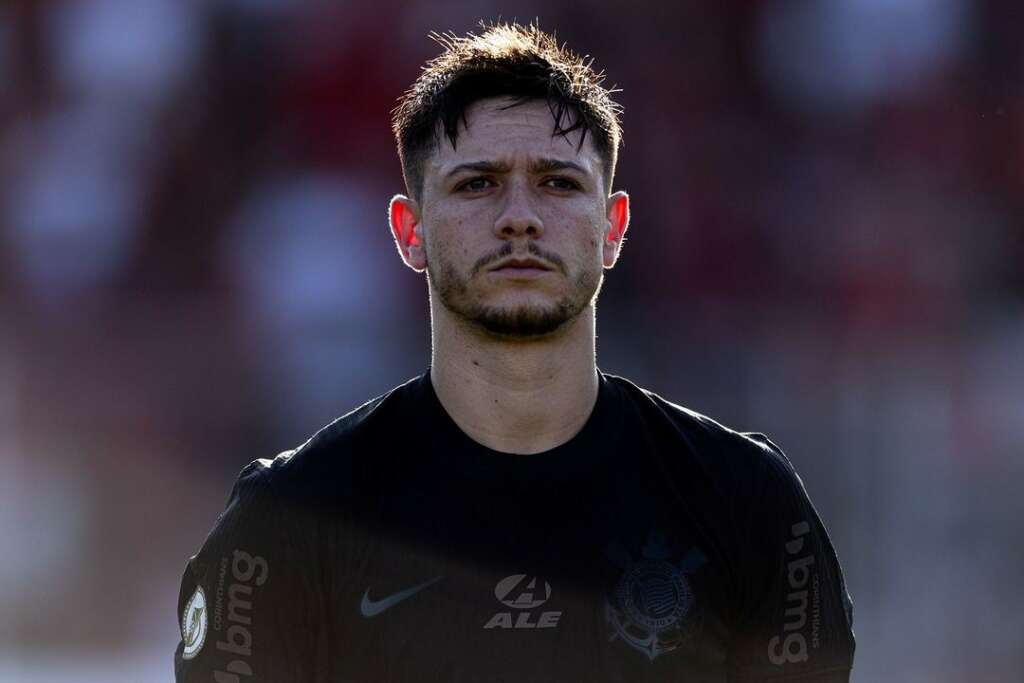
[427, 257, 603, 338]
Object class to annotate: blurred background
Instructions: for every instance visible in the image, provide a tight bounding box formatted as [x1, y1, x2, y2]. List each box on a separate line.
[0, 0, 1021, 681]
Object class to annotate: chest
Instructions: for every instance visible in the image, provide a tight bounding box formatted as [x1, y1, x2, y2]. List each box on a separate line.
[323, 474, 736, 682]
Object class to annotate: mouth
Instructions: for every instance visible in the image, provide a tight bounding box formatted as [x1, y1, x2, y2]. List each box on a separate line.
[489, 257, 554, 273]
[487, 257, 554, 281]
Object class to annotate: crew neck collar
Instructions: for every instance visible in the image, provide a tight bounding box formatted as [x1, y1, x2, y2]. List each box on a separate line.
[410, 366, 624, 482]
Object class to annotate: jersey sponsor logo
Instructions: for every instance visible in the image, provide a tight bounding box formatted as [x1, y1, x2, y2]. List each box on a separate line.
[605, 530, 707, 661]
[494, 574, 551, 608]
[768, 521, 821, 665]
[211, 549, 268, 681]
[483, 575, 561, 629]
[181, 586, 208, 659]
[360, 576, 444, 617]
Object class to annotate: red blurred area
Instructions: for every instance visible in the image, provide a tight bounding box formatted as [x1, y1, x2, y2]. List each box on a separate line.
[0, 1, 1021, 681]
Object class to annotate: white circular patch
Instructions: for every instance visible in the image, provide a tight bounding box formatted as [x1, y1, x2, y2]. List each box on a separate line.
[181, 586, 208, 659]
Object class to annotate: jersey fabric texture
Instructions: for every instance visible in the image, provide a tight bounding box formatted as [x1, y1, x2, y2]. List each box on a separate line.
[174, 369, 855, 682]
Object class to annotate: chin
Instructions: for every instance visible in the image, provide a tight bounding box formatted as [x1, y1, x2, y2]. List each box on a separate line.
[471, 300, 582, 338]
[431, 264, 596, 338]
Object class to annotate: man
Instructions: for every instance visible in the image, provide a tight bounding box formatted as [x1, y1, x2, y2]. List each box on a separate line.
[175, 23, 855, 682]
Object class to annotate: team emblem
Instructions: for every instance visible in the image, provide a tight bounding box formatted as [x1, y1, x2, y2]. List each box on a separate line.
[605, 530, 706, 661]
[181, 586, 208, 659]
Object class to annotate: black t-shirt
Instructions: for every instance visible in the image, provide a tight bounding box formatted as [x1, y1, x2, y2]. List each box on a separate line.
[174, 370, 855, 682]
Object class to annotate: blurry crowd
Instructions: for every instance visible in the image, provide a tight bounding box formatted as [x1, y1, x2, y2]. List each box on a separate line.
[0, 1, 1021, 681]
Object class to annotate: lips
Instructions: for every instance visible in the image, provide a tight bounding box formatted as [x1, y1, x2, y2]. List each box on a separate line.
[490, 258, 553, 271]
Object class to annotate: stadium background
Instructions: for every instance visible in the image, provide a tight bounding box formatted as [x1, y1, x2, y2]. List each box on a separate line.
[1, 0, 1022, 681]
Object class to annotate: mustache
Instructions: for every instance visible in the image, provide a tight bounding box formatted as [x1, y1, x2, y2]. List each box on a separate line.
[470, 242, 566, 277]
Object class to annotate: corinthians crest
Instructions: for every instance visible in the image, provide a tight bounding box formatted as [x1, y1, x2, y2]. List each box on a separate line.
[605, 530, 707, 661]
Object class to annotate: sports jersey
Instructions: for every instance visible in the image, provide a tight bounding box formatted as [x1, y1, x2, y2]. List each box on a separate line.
[174, 369, 855, 682]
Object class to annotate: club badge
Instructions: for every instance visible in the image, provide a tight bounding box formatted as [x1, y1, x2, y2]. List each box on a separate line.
[605, 530, 707, 661]
[181, 586, 208, 659]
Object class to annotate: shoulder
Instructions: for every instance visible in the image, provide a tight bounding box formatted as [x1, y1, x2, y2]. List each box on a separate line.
[294, 373, 420, 461]
[233, 374, 425, 504]
[603, 372, 789, 476]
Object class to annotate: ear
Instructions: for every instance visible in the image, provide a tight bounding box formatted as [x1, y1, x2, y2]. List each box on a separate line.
[602, 191, 630, 268]
[389, 194, 426, 272]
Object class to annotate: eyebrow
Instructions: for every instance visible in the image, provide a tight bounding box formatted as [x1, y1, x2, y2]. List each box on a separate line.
[530, 158, 589, 176]
[442, 158, 591, 180]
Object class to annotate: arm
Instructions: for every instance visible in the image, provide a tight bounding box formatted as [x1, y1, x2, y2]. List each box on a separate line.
[728, 435, 856, 682]
[174, 457, 320, 682]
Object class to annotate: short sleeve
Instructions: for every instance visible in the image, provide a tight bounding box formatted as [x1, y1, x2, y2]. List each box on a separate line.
[174, 457, 320, 682]
[728, 435, 856, 682]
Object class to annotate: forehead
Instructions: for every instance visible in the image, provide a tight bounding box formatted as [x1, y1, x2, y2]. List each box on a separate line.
[427, 97, 601, 176]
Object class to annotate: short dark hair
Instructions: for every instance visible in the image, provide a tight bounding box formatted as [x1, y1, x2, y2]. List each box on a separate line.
[392, 22, 623, 200]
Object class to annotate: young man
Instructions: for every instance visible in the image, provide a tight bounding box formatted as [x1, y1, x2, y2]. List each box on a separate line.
[175, 23, 855, 682]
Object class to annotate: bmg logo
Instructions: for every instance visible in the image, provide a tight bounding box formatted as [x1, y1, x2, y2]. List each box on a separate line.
[213, 550, 269, 681]
[768, 521, 820, 665]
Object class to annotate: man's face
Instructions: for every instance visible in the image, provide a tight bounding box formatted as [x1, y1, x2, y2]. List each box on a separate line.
[414, 97, 618, 338]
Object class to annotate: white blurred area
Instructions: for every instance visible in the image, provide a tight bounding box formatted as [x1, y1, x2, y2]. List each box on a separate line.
[6, 104, 148, 311]
[4, 0, 200, 311]
[0, 650, 170, 683]
[0, 0, 1021, 681]
[224, 171, 407, 435]
[757, 0, 971, 112]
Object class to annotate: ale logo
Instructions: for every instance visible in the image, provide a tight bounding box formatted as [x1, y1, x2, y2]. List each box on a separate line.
[181, 586, 208, 659]
[494, 574, 551, 609]
[484, 575, 561, 630]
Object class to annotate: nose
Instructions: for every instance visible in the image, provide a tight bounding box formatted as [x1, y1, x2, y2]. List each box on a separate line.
[493, 181, 544, 240]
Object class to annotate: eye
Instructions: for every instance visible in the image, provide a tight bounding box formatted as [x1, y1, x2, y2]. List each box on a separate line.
[542, 176, 581, 191]
[457, 177, 495, 193]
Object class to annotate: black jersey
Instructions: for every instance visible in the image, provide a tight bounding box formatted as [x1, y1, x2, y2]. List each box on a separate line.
[174, 370, 855, 682]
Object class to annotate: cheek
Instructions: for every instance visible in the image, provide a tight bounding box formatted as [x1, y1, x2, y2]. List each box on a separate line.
[583, 215, 603, 252]
[424, 204, 486, 255]
[423, 223, 477, 268]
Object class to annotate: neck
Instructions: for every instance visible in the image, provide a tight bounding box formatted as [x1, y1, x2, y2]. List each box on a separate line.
[428, 298, 600, 455]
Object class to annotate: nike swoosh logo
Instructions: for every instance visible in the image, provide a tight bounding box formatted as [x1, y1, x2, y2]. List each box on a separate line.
[360, 576, 443, 617]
